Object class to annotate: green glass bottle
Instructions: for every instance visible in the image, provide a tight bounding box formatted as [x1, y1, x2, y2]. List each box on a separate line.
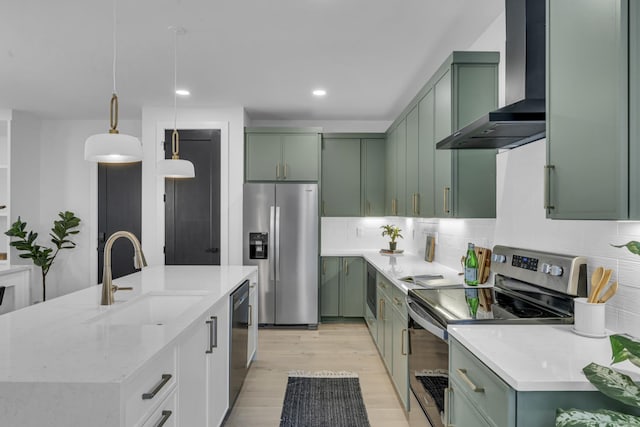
[464, 242, 479, 285]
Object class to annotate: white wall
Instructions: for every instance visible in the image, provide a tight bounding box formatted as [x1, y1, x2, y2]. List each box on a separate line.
[141, 107, 246, 267]
[11, 117, 141, 300]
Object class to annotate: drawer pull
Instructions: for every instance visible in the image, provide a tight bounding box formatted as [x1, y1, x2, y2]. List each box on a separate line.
[154, 410, 172, 427]
[401, 328, 407, 355]
[142, 374, 172, 400]
[456, 368, 484, 393]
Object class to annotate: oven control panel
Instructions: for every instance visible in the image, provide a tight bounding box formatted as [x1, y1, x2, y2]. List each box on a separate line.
[512, 255, 538, 271]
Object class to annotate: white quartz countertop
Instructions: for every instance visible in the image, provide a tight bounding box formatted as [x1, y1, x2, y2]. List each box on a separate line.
[321, 250, 468, 293]
[0, 265, 257, 384]
[449, 324, 640, 392]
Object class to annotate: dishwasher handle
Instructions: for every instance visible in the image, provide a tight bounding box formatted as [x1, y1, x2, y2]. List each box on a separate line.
[406, 297, 448, 341]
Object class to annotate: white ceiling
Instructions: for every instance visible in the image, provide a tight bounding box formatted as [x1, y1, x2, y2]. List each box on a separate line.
[1, 0, 504, 121]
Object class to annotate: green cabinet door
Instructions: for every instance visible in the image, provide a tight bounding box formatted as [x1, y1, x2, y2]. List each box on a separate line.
[547, 0, 628, 219]
[434, 70, 453, 218]
[391, 305, 409, 410]
[449, 386, 493, 427]
[405, 106, 420, 216]
[246, 133, 281, 181]
[320, 257, 340, 317]
[362, 138, 386, 216]
[418, 89, 436, 217]
[632, 0, 640, 217]
[385, 128, 397, 215]
[395, 119, 407, 217]
[321, 138, 361, 216]
[282, 134, 320, 181]
[382, 292, 394, 371]
[341, 257, 364, 317]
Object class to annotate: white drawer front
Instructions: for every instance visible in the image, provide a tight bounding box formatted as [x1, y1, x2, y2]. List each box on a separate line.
[141, 390, 177, 427]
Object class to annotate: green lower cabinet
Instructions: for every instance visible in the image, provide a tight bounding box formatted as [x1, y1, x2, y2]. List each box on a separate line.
[450, 337, 640, 426]
[320, 257, 364, 318]
[391, 300, 409, 410]
[320, 257, 340, 317]
[365, 304, 377, 344]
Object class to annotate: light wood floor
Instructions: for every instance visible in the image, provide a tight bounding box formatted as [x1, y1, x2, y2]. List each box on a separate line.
[224, 322, 410, 427]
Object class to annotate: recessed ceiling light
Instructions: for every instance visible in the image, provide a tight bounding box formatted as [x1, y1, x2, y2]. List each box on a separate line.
[176, 89, 190, 96]
[312, 89, 327, 97]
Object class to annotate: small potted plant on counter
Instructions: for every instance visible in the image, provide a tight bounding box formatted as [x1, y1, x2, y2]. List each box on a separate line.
[380, 225, 403, 252]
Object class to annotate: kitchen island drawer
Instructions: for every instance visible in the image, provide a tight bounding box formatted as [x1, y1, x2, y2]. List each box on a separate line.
[141, 389, 177, 427]
[124, 345, 177, 426]
[450, 338, 515, 427]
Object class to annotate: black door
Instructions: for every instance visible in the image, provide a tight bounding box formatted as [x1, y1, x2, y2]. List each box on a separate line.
[98, 163, 142, 282]
[165, 129, 221, 265]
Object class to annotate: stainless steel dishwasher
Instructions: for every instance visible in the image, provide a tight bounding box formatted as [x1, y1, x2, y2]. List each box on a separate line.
[229, 280, 249, 408]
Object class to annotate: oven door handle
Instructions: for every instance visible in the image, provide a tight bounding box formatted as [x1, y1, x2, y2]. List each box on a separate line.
[406, 297, 448, 341]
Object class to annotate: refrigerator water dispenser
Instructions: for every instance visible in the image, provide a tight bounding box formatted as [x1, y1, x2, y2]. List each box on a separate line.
[249, 232, 268, 259]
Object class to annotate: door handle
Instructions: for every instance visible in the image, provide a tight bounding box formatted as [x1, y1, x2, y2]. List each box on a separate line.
[275, 206, 281, 279]
[269, 206, 275, 282]
[276, 163, 281, 179]
[401, 329, 407, 355]
[544, 165, 555, 211]
[205, 316, 218, 353]
[344, 259, 349, 276]
[443, 187, 451, 215]
[142, 374, 172, 400]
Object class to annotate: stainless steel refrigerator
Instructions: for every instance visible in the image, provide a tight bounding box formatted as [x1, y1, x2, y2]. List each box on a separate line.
[242, 183, 318, 326]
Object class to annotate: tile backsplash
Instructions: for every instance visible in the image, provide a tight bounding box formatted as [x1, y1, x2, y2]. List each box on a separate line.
[321, 139, 640, 336]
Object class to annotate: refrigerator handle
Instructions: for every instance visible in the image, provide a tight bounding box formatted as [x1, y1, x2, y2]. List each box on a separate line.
[269, 206, 275, 282]
[275, 206, 281, 280]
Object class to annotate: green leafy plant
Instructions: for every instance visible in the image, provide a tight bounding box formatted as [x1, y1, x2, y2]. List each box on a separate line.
[380, 225, 403, 243]
[5, 211, 81, 302]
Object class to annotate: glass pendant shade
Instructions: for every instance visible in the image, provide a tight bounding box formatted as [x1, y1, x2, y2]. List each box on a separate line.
[84, 132, 143, 163]
[156, 157, 195, 178]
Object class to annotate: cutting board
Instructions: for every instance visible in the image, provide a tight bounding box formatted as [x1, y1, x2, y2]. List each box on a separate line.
[425, 235, 436, 262]
[474, 246, 492, 284]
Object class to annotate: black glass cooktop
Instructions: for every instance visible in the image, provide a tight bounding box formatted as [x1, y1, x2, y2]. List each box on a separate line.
[408, 284, 573, 327]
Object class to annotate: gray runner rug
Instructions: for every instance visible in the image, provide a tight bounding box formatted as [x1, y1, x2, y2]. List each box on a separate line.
[280, 371, 371, 427]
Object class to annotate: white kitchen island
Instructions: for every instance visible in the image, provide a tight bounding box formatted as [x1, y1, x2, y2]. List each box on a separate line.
[0, 265, 258, 427]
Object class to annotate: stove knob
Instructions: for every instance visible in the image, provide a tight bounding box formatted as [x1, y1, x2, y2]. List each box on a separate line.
[550, 265, 564, 276]
[541, 263, 551, 274]
[492, 254, 506, 263]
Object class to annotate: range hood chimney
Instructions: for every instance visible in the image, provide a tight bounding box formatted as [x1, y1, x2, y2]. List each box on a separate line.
[436, 0, 545, 150]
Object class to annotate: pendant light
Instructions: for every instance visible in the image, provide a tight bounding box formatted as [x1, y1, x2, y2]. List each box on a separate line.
[84, 0, 143, 163]
[157, 26, 195, 178]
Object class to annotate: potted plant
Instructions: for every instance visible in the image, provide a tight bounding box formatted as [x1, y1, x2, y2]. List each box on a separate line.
[5, 211, 81, 302]
[380, 225, 403, 251]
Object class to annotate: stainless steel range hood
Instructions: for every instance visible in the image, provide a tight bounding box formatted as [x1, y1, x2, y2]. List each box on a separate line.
[437, 0, 545, 150]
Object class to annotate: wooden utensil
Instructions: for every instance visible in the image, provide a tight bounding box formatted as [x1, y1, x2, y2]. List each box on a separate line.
[589, 268, 612, 303]
[587, 267, 604, 303]
[598, 281, 618, 303]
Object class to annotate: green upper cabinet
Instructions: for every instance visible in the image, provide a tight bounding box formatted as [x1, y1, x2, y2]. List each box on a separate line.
[385, 127, 397, 215]
[418, 89, 436, 217]
[434, 69, 454, 217]
[546, 0, 635, 219]
[406, 107, 420, 216]
[320, 134, 386, 217]
[386, 51, 499, 219]
[321, 138, 361, 216]
[362, 138, 386, 216]
[245, 128, 321, 182]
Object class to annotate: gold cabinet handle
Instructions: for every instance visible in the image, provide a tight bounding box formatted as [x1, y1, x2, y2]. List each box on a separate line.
[380, 298, 385, 320]
[401, 328, 407, 355]
[443, 187, 451, 215]
[544, 165, 555, 210]
[344, 259, 349, 276]
[456, 368, 484, 393]
[393, 296, 401, 305]
[276, 163, 281, 179]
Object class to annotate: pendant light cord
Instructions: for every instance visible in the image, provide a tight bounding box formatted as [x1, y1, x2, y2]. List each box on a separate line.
[172, 28, 180, 159]
[112, 0, 117, 94]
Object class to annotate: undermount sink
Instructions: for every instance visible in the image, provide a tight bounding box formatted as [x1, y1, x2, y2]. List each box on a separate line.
[89, 292, 207, 325]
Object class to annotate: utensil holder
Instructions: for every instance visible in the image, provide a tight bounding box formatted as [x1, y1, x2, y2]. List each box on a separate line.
[573, 297, 606, 338]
